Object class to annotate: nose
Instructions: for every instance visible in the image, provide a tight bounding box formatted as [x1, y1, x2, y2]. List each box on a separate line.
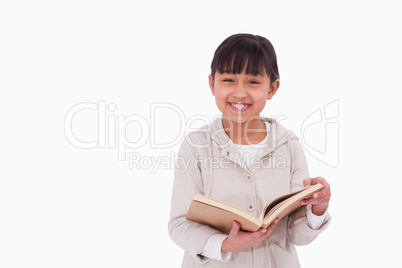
[233, 84, 247, 99]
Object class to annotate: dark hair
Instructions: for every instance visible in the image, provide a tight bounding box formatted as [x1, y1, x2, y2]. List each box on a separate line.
[210, 33, 280, 83]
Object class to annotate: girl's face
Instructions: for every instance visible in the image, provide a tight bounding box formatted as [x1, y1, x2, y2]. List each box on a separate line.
[209, 70, 279, 125]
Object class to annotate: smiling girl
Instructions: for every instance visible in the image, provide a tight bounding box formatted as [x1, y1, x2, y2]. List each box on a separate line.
[168, 33, 331, 268]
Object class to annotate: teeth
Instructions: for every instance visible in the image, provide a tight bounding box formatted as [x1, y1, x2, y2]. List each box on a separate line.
[230, 103, 250, 109]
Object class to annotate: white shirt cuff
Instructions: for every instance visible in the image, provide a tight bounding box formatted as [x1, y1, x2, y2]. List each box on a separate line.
[306, 204, 328, 230]
[201, 234, 232, 262]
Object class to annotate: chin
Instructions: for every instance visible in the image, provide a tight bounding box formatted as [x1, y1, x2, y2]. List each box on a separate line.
[222, 114, 253, 125]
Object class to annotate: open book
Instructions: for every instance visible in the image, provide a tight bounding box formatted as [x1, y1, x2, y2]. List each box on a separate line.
[186, 183, 324, 233]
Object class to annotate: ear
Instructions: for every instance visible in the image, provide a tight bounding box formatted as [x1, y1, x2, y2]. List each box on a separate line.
[208, 74, 215, 96]
[267, 79, 280, 100]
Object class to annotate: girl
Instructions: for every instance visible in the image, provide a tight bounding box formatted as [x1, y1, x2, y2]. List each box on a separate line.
[168, 33, 331, 267]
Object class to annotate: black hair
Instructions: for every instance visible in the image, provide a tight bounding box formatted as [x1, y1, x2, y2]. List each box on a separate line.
[210, 33, 280, 84]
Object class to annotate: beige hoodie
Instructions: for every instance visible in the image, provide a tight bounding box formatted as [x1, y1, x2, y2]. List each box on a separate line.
[168, 117, 331, 267]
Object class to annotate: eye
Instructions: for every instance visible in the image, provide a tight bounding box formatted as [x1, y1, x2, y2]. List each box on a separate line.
[249, 80, 260, 84]
[223, 78, 234, 82]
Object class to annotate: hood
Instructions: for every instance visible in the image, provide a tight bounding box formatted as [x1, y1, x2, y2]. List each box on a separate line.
[209, 117, 298, 157]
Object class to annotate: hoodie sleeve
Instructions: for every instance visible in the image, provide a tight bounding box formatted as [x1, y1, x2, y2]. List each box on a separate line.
[286, 137, 331, 245]
[168, 134, 222, 264]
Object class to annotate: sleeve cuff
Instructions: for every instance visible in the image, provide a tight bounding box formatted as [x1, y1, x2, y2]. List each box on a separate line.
[306, 204, 328, 230]
[201, 234, 232, 262]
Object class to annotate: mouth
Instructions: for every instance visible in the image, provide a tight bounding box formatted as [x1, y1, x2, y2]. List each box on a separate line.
[228, 102, 252, 112]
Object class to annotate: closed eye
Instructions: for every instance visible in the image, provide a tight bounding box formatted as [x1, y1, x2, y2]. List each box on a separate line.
[223, 79, 234, 82]
[249, 80, 260, 84]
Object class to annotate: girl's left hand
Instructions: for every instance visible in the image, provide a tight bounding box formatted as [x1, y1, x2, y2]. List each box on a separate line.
[301, 176, 331, 216]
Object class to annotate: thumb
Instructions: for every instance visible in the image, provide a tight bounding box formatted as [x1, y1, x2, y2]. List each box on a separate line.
[303, 178, 312, 187]
[229, 221, 240, 236]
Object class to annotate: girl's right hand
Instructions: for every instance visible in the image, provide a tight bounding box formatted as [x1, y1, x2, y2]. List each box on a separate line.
[221, 219, 279, 253]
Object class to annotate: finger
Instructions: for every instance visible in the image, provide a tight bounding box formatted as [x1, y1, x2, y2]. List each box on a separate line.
[313, 183, 331, 199]
[253, 225, 270, 239]
[303, 178, 312, 187]
[300, 192, 320, 205]
[253, 228, 267, 239]
[266, 218, 279, 234]
[261, 218, 279, 238]
[253, 218, 279, 239]
[301, 197, 322, 205]
[315, 187, 331, 199]
[301, 191, 331, 205]
[312, 176, 330, 187]
[305, 182, 330, 199]
[269, 218, 279, 230]
[229, 221, 240, 236]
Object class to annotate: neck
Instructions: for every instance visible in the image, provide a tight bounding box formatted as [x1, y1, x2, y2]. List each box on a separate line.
[222, 117, 267, 145]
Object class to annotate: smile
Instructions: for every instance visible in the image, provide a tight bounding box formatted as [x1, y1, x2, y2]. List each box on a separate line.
[228, 102, 251, 111]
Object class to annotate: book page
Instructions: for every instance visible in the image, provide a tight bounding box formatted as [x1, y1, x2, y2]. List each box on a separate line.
[261, 184, 324, 227]
[262, 189, 305, 218]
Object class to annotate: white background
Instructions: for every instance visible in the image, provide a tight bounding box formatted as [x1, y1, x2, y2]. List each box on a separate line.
[1, 0, 401, 267]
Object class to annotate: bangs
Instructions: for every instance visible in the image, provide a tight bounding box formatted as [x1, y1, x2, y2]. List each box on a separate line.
[216, 42, 267, 76]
